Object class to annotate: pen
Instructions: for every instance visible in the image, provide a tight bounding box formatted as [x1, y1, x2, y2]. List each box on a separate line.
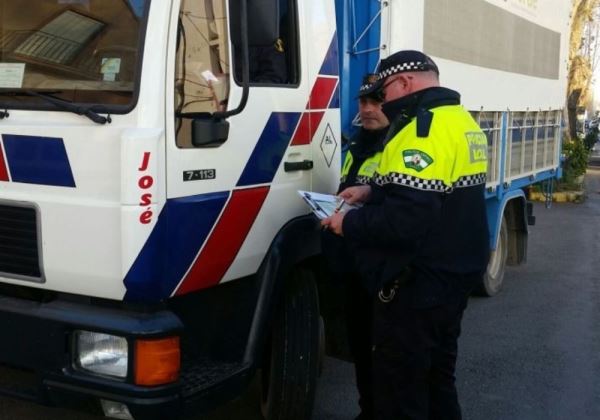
[334, 199, 345, 213]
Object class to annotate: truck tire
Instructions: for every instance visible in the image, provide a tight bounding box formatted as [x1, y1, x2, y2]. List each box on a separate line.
[260, 268, 320, 420]
[318, 315, 326, 376]
[476, 216, 508, 297]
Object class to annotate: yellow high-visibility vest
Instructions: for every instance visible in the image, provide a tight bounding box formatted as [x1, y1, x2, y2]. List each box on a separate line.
[374, 105, 487, 191]
[341, 150, 383, 185]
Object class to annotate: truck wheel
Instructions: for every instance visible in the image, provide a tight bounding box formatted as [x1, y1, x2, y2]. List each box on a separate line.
[318, 315, 326, 376]
[476, 217, 508, 297]
[260, 269, 320, 420]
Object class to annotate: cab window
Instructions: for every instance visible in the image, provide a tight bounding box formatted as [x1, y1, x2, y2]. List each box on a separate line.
[231, 0, 299, 86]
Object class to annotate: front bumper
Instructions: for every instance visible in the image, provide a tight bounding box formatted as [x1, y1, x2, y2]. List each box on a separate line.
[0, 292, 183, 419]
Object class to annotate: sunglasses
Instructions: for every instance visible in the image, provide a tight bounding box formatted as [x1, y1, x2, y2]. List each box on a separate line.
[380, 74, 413, 99]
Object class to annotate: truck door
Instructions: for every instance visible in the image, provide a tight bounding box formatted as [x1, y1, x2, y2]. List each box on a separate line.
[303, 0, 341, 194]
[164, 0, 312, 295]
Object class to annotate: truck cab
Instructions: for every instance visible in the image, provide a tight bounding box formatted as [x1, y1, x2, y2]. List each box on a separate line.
[0, 0, 338, 418]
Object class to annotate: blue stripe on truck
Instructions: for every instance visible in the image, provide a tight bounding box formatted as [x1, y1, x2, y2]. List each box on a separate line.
[2, 134, 76, 188]
[319, 32, 339, 76]
[237, 112, 301, 187]
[123, 191, 229, 302]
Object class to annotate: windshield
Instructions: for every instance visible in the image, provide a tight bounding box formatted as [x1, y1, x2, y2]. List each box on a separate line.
[0, 0, 150, 110]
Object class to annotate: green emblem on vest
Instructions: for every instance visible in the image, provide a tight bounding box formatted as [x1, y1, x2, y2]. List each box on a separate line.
[403, 149, 433, 172]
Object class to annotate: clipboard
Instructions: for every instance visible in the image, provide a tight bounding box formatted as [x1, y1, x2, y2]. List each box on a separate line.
[298, 190, 359, 219]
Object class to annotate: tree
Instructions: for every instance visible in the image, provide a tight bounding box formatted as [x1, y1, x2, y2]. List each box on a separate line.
[567, 0, 600, 139]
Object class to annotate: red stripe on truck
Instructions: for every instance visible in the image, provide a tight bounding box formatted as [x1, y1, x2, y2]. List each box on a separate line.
[307, 77, 338, 110]
[175, 186, 270, 295]
[290, 111, 325, 145]
[0, 145, 9, 181]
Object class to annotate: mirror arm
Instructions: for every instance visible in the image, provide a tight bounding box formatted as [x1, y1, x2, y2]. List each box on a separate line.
[214, 0, 249, 120]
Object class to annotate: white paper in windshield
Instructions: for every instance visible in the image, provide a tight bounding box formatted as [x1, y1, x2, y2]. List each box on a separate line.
[0, 63, 25, 88]
[101, 58, 121, 81]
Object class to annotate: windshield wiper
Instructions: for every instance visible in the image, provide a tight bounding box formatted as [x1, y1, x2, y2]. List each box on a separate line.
[0, 90, 112, 124]
[25, 91, 112, 124]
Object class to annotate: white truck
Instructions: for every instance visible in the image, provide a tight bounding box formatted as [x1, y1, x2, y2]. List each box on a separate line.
[0, 0, 569, 419]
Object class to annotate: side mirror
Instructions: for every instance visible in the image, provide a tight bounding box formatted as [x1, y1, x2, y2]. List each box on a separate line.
[192, 118, 230, 147]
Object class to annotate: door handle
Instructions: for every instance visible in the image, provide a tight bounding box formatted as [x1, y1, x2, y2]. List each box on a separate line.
[284, 160, 314, 172]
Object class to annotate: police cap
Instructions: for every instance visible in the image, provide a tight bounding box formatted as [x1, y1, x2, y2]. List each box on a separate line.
[378, 50, 439, 80]
[357, 73, 383, 100]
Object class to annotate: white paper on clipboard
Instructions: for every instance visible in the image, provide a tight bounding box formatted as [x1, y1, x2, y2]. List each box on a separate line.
[297, 190, 360, 219]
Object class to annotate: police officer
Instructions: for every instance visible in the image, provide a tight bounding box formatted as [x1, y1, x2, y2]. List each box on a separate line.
[323, 73, 389, 420]
[322, 50, 490, 419]
[341, 74, 389, 189]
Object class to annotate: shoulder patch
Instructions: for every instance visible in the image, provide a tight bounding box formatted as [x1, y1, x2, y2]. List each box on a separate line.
[403, 149, 433, 172]
[465, 131, 488, 163]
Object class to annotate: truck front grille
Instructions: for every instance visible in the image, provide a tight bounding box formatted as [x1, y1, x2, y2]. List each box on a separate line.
[0, 204, 41, 280]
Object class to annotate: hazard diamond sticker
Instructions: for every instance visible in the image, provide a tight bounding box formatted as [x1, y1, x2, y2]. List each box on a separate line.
[320, 123, 337, 167]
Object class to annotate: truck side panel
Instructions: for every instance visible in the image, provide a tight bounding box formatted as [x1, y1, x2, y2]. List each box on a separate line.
[384, 0, 570, 110]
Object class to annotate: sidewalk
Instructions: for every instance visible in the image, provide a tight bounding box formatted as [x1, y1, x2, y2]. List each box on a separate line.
[529, 142, 600, 203]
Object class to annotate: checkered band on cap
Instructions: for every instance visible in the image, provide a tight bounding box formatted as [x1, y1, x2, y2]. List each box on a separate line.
[379, 61, 437, 79]
[359, 84, 373, 92]
[357, 73, 382, 98]
[377, 50, 439, 80]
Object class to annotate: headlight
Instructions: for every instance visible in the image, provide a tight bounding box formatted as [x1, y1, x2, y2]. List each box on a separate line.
[75, 331, 128, 378]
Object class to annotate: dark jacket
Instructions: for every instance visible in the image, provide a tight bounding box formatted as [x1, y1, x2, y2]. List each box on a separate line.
[342, 87, 490, 307]
[322, 127, 386, 277]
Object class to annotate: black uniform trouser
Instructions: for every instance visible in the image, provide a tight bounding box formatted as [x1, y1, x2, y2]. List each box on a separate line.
[372, 294, 468, 420]
[344, 275, 374, 419]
